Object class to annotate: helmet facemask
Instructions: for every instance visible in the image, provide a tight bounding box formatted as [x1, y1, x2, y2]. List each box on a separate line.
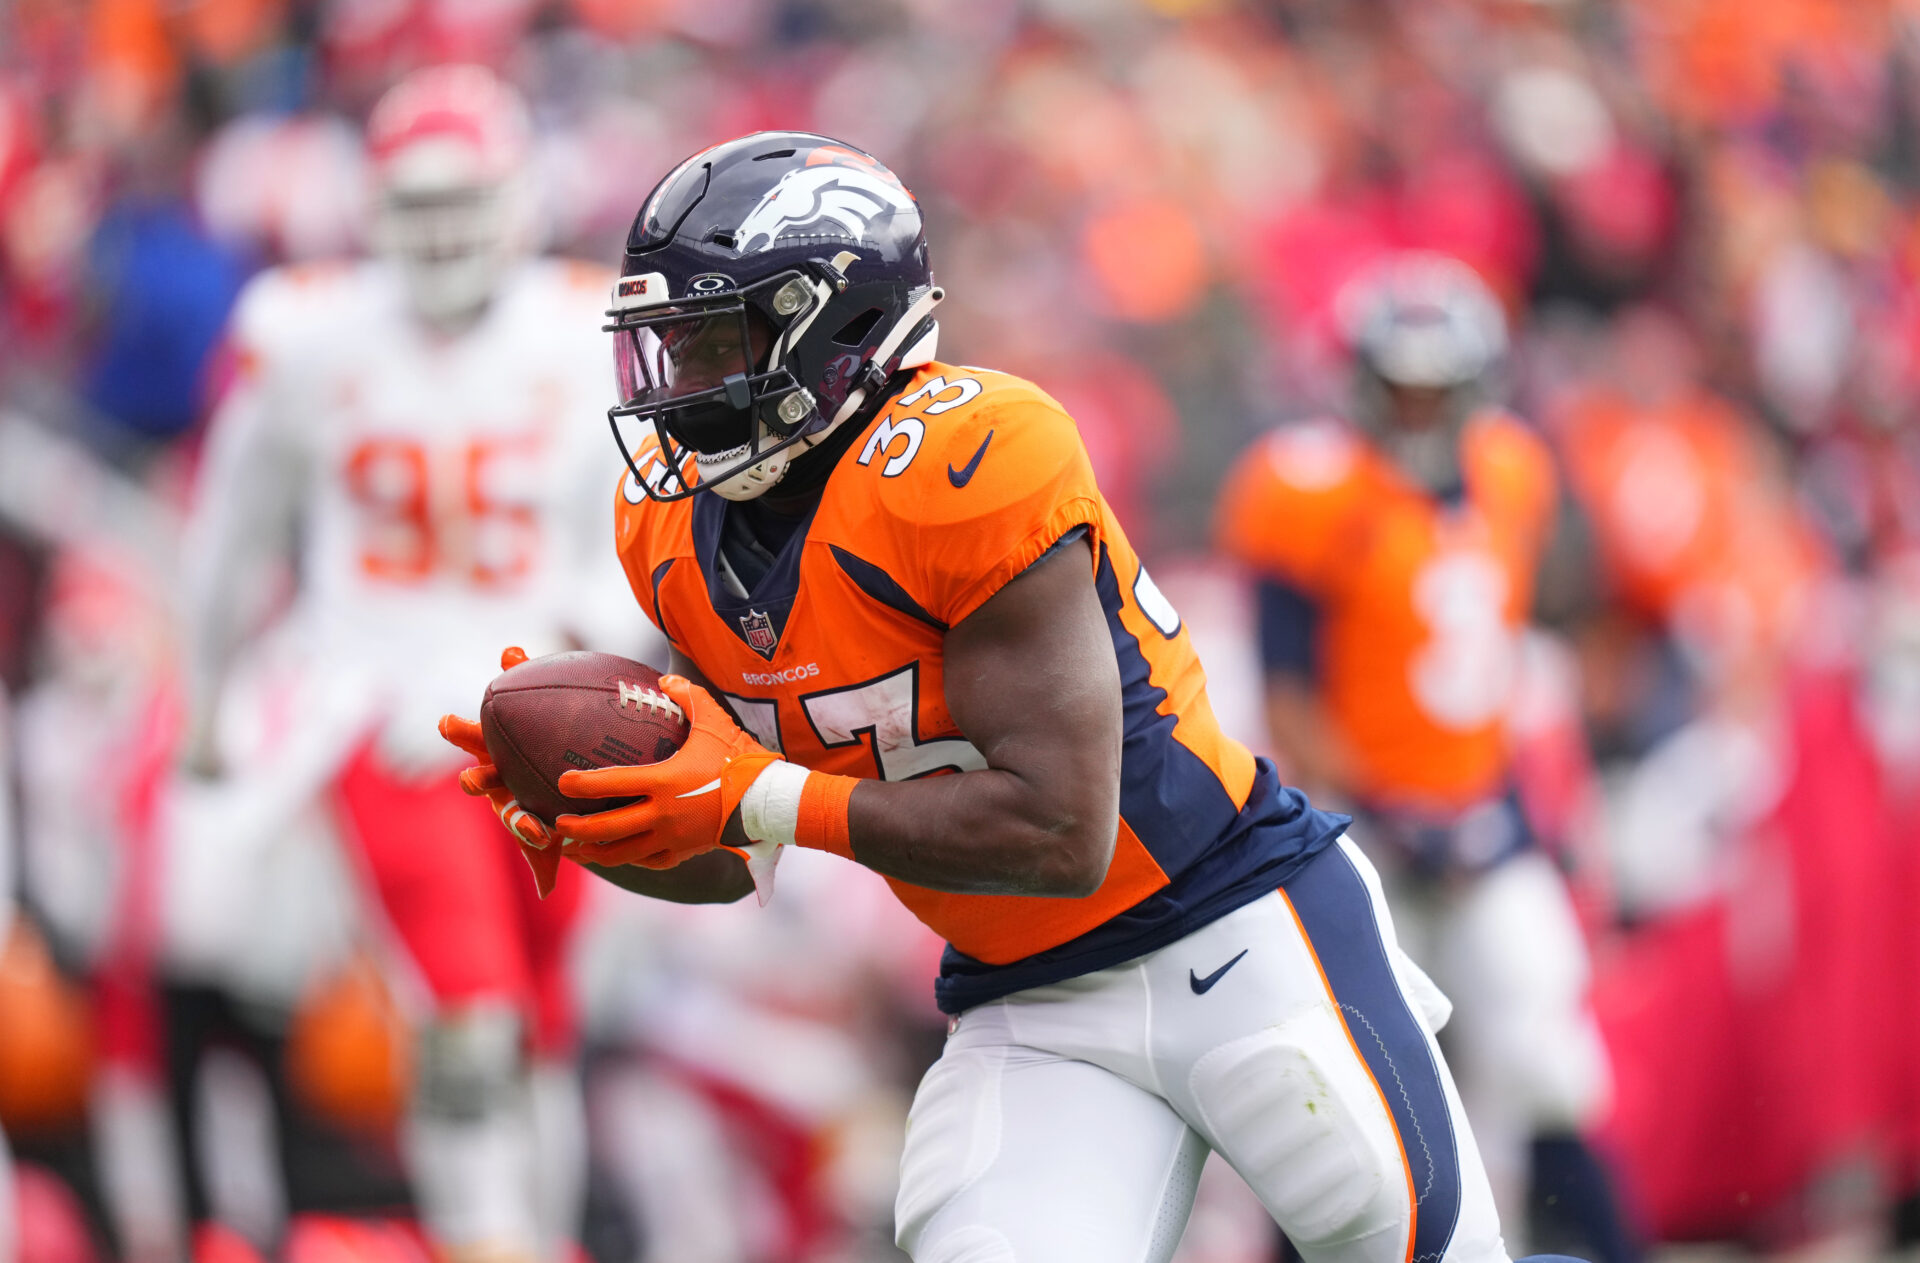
[374, 172, 526, 326]
[608, 256, 943, 502]
[1364, 380, 1476, 493]
[365, 65, 535, 329]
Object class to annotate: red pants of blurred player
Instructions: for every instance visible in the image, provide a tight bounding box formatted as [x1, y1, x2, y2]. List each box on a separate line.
[334, 745, 582, 1055]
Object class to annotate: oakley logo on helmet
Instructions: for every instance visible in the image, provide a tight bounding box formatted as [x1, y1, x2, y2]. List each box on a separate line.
[689, 274, 732, 292]
[735, 166, 916, 255]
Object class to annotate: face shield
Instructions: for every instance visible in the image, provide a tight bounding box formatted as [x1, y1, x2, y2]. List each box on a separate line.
[607, 269, 834, 501]
[611, 301, 778, 453]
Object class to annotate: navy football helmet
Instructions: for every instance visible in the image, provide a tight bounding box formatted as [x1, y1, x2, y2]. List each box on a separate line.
[607, 132, 944, 501]
[1337, 251, 1508, 493]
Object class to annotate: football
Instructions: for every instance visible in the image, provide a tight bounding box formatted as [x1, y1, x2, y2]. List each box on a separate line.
[479, 651, 691, 825]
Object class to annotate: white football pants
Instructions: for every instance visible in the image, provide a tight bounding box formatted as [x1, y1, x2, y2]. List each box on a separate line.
[1376, 850, 1612, 1248]
[896, 836, 1510, 1263]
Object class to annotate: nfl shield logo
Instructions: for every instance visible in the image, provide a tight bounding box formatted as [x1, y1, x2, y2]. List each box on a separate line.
[739, 609, 779, 658]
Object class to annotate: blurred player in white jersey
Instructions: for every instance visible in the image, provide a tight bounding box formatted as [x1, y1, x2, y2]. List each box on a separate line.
[180, 64, 647, 1263]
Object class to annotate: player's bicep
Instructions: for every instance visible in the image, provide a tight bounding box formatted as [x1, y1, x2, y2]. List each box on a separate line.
[1531, 489, 1602, 631]
[943, 533, 1122, 838]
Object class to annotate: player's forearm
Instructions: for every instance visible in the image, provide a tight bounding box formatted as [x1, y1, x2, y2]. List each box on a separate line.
[841, 766, 1119, 898]
[580, 849, 753, 903]
[178, 384, 302, 764]
[179, 499, 252, 729]
[177, 516, 253, 772]
[1264, 676, 1353, 803]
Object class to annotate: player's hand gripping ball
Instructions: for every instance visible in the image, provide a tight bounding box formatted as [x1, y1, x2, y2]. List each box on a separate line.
[440, 648, 780, 893]
[439, 647, 693, 895]
[546, 673, 781, 872]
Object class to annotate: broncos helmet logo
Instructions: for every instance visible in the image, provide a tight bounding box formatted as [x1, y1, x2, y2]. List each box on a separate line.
[735, 165, 917, 254]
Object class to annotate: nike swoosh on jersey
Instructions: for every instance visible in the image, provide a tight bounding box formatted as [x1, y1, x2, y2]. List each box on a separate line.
[677, 778, 722, 798]
[947, 430, 995, 488]
[1189, 948, 1249, 995]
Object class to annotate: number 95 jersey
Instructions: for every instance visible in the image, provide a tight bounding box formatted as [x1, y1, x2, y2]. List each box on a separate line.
[186, 259, 643, 756]
[616, 363, 1348, 1014]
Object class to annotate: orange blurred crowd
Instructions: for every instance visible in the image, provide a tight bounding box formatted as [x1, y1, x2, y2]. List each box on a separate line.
[6, 1, 1920, 1261]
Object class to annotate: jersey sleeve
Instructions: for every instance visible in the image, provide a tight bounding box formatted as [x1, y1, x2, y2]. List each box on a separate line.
[612, 450, 695, 652]
[178, 271, 313, 739]
[874, 381, 1105, 628]
[1256, 577, 1324, 680]
[558, 430, 668, 662]
[1214, 420, 1365, 596]
[1465, 411, 1559, 561]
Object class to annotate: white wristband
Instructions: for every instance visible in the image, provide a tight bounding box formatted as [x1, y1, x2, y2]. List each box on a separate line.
[740, 760, 810, 849]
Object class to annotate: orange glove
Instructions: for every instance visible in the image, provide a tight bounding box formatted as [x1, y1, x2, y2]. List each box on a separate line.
[552, 674, 781, 873]
[438, 646, 566, 898]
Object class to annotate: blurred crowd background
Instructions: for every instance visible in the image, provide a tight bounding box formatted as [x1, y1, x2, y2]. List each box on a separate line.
[5, 0, 1920, 1261]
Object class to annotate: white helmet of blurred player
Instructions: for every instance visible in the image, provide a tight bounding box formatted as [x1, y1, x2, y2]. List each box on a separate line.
[1336, 251, 1509, 494]
[367, 65, 534, 327]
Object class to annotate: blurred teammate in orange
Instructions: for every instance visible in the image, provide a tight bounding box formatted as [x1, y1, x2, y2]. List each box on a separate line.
[1553, 343, 1820, 722]
[179, 65, 646, 1262]
[1218, 253, 1635, 1262]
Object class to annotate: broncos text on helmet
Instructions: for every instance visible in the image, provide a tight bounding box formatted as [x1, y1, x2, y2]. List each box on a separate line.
[606, 132, 943, 503]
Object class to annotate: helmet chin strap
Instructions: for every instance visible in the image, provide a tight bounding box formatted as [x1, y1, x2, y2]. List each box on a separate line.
[708, 286, 946, 501]
[704, 439, 789, 501]
[827, 285, 945, 427]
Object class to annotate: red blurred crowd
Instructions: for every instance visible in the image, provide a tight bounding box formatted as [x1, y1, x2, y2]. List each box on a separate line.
[5, 0, 1920, 1260]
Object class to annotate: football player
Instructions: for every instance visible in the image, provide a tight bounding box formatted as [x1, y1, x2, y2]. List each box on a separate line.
[1216, 253, 1634, 1262]
[181, 65, 646, 1263]
[439, 133, 1590, 1263]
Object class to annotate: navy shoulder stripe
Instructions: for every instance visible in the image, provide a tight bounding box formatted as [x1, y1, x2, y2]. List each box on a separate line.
[648, 557, 675, 630]
[829, 545, 946, 630]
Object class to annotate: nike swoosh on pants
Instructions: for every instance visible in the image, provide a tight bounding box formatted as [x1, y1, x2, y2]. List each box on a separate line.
[1189, 948, 1249, 994]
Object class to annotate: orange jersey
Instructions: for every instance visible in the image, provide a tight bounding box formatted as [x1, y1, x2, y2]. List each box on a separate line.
[1556, 387, 1820, 681]
[617, 363, 1345, 1013]
[1216, 413, 1557, 810]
